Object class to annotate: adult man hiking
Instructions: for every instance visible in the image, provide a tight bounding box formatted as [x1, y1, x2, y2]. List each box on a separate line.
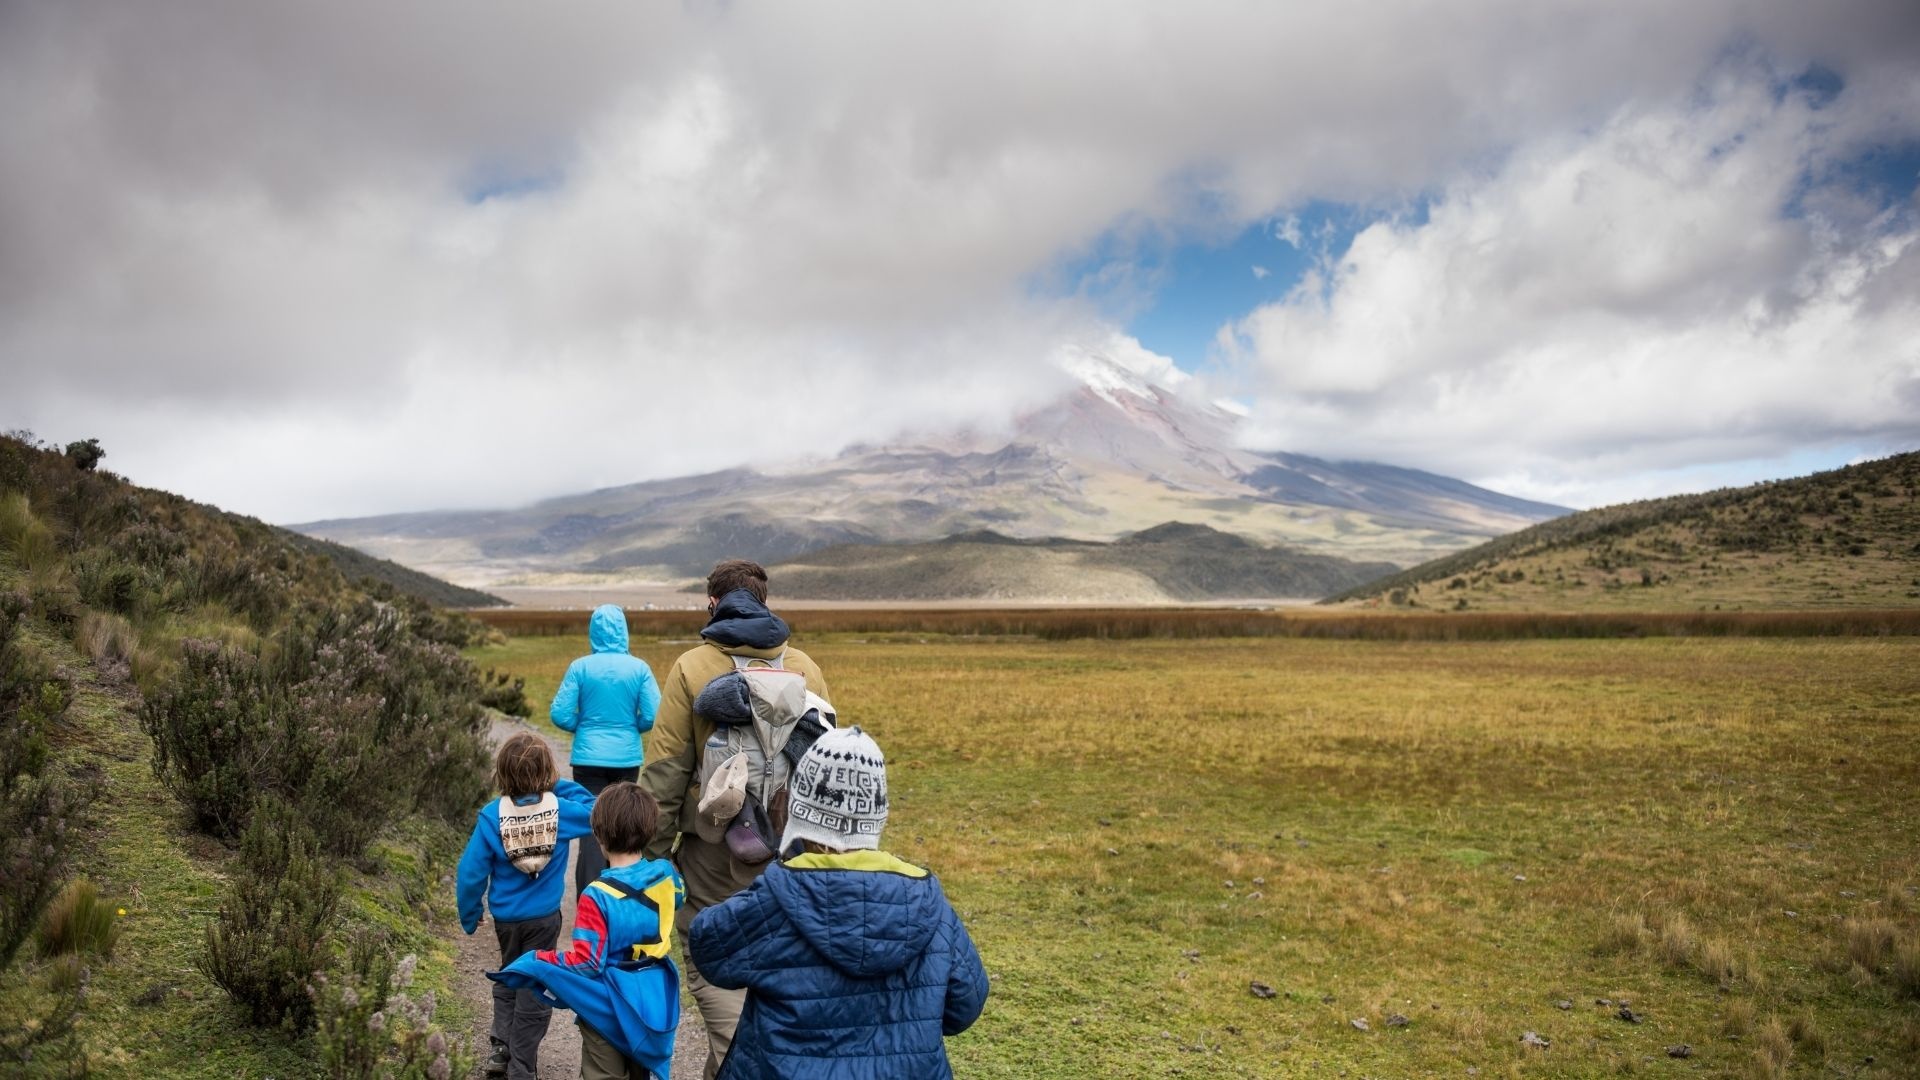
[638, 559, 830, 1079]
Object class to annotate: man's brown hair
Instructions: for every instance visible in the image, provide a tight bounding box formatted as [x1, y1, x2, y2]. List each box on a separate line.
[592, 782, 660, 855]
[707, 559, 769, 604]
[493, 732, 558, 799]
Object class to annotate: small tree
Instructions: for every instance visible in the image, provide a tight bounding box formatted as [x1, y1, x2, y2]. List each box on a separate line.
[62, 439, 104, 472]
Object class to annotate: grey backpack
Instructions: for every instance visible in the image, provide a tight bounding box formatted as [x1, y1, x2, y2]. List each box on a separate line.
[692, 653, 834, 863]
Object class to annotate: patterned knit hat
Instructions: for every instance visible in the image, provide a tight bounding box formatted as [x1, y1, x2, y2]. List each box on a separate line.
[780, 725, 888, 853]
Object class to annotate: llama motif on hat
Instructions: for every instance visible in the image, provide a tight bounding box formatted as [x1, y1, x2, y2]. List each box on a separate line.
[779, 725, 888, 853]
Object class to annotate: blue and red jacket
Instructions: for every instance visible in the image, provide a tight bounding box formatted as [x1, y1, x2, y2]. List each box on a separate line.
[490, 859, 684, 1077]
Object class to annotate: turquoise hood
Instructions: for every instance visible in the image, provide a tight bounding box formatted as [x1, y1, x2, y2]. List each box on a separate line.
[590, 604, 630, 654]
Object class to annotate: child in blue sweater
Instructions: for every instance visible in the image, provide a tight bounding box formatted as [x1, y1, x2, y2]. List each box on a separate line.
[458, 732, 596, 1080]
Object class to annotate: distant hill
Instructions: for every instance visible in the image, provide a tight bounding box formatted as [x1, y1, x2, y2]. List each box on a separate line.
[294, 350, 1566, 585]
[1327, 451, 1920, 611]
[281, 531, 504, 608]
[771, 522, 1399, 602]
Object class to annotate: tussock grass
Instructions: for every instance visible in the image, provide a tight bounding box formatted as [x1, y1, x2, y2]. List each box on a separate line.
[1788, 1012, 1827, 1057]
[1721, 998, 1756, 1039]
[1893, 935, 1920, 1001]
[1597, 912, 1649, 955]
[1656, 912, 1697, 968]
[75, 610, 136, 667]
[0, 490, 57, 571]
[36, 879, 119, 959]
[1750, 1017, 1794, 1079]
[1840, 917, 1901, 973]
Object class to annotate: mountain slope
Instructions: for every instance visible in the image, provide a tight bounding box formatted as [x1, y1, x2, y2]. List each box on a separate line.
[282, 531, 504, 607]
[1326, 451, 1920, 611]
[295, 351, 1566, 587]
[771, 522, 1399, 602]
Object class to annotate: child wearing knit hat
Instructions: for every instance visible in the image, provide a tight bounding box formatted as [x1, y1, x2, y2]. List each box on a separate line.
[686, 726, 989, 1080]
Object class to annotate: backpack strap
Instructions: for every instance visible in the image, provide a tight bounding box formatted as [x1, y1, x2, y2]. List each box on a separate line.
[731, 649, 787, 671]
[585, 873, 680, 961]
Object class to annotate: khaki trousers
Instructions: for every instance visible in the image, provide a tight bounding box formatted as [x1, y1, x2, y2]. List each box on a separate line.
[681, 938, 745, 1080]
[577, 1019, 648, 1079]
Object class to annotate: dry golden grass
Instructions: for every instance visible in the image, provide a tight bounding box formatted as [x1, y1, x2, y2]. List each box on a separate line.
[36, 878, 120, 959]
[1721, 998, 1756, 1040]
[471, 630, 1920, 1078]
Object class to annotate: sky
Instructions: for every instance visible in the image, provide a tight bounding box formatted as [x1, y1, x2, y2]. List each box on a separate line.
[3, 1, 1918, 523]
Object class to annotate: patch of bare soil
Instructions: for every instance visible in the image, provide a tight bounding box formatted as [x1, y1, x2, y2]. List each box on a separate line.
[456, 716, 706, 1079]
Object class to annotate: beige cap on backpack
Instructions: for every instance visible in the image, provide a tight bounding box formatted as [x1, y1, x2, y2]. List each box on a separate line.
[695, 753, 751, 843]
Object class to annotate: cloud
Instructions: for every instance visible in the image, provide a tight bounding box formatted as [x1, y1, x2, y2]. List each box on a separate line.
[1251, 266, 1270, 280]
[1223, 54, 1920, 506]
[4, 2, 1919, 519]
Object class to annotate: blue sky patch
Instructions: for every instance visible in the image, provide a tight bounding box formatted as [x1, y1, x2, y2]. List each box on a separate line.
[460, 160, 567, 205]
[1042, 202, 1381, 373]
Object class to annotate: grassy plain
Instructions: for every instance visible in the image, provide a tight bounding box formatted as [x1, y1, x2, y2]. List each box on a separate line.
[470, 627, 1920, 1079]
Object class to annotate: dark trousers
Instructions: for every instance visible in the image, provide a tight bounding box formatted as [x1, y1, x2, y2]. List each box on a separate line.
[571, 763, 639, 891]
[491, 910, 563, 1080]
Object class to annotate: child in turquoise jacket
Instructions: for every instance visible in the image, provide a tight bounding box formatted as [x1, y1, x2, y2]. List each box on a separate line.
[551, 604, 662, 890]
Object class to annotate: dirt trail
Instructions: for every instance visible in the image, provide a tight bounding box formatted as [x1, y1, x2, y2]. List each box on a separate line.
[454, 715, 707, 1079]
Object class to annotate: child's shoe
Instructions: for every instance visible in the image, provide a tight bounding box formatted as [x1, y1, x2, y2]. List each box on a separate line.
[484, 1039, 510, 1077]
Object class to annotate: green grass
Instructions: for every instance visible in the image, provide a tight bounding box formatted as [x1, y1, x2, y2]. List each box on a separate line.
[470, 630, 1920, 1078]
[28, 627, 474, 1077]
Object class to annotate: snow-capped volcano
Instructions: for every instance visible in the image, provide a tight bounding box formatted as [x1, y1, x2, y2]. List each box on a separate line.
[294, 348, 1566, 585]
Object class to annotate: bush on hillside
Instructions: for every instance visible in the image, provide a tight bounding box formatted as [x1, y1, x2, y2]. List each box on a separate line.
[0, 594, 90, 969]
[478, 667, 531, 719]
[311, 932, 474, 1079]
[144, 602, 491, 857]
[202, 798, 339, 1031]
[61, 439, 104, 472]
[272, 603, 492, 842]
[141, 639, 279, 842]
[0, 954, 88, 1072]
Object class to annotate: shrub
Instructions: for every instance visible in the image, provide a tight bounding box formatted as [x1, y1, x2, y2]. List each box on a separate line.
[142, 639, 280, 842]
[0, 597, 88, 968]
[71, 548, 147, 616]
[311, 930, 397, 1078]
[0, 954, 87, 1072]
[37, 878, 119, 959]
[477, 667, 531, 719]
[202, 799, 340, 1031]
[61, 439, 104, 472]
[312, 936, 473, 1079]
[271, 604, 490, 853]
[144, 604, 491, 858]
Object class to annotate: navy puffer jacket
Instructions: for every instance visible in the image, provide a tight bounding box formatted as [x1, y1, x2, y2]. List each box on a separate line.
[687, 850, 988, 1080]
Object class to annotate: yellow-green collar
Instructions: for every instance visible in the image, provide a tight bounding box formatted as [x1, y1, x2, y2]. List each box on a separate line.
[783, 849, 928, 878]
